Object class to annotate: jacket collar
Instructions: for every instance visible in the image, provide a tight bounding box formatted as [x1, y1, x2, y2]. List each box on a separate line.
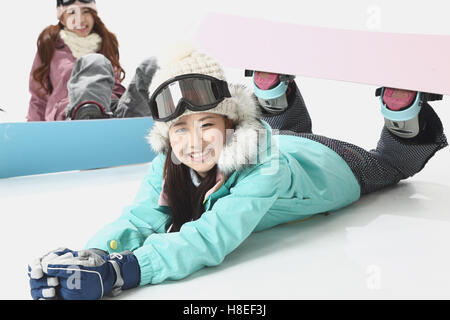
[158, 169, 225, 207]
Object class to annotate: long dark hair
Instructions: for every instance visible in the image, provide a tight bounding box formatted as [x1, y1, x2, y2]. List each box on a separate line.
[163, 145, 219, 233]
[32, 9, 125, 95]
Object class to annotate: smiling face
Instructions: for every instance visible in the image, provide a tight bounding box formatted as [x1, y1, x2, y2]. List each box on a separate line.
[168, 113, 233, 178]
[61, 6, 95, 37]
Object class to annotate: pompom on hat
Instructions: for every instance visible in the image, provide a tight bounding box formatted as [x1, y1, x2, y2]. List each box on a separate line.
[147, 44, 267, 176]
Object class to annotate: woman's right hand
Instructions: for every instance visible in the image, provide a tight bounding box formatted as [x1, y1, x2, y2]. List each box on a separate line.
[28, 247, 140, 300]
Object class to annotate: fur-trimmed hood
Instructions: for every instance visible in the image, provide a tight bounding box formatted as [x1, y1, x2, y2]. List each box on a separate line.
[147, 84, 267, 177]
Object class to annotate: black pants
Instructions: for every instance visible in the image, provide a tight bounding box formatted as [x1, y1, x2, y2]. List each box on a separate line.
[260, 83, 448, 195]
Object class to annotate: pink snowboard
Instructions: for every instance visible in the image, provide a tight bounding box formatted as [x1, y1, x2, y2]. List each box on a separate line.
[195, 13, 450, 96]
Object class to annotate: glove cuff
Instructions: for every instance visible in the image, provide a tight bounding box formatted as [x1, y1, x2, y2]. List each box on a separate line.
[109, 251, 141, 291]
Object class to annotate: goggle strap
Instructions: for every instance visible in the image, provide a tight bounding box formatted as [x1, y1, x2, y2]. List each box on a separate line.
[218, 80, 231, 98]
[57, 0, 95, 7]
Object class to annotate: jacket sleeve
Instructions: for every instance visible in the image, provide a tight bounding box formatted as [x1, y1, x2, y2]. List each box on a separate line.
[133, 159, 290, 286]
[27, 53, 48, 122]
[112, 79, 126, 100]
[85, 154, 172, 253]
[112, 68, 126, 100]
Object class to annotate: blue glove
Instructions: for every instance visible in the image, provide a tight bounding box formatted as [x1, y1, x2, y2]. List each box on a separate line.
[28, 248, 64, 300]
[28, 248, 140, 300]
[28, 266, 59, 300]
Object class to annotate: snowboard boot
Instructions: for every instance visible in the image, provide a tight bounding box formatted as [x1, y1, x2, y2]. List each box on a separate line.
[68, 103, 112, 120]
[379, 87, 422, 139]
[378, 87, 442, 139]
[246, 70, 295, 115]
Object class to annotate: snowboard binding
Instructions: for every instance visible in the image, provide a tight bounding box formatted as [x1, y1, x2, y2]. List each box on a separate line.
[376, 87, 443, 138]
[245, 70, 295, 114]
[68, 102, 113, 120]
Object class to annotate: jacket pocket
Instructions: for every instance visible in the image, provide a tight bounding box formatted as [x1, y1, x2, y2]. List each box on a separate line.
[255, 197, 313, 232]
[270, 197, 312, 214]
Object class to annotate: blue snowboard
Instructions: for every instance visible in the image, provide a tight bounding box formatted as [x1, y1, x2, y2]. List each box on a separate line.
[0, 118, 157, 179]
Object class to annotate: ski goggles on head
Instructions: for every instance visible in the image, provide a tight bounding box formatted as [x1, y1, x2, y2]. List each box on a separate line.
[149, 74, 232, 122]
[57, 0, 95, 7]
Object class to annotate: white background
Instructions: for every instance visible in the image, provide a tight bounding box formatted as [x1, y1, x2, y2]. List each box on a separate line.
[0, 0, 449, 300]
[1, 0, 450, 127]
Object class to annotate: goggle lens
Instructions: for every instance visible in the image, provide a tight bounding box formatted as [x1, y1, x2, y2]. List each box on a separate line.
[151, 76, 229, 121]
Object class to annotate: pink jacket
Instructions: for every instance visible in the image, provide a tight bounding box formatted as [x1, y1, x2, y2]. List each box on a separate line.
[27, 39, 126, 121]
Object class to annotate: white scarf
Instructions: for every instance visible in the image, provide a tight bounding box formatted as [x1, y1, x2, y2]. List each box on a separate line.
[59, 28, 102, 59]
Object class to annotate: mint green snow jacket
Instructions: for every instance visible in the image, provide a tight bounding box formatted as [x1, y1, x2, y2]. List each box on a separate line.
[86, 121, 361, 286]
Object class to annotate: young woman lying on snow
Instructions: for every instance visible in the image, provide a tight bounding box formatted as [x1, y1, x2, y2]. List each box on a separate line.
[28, 47, 447, 300]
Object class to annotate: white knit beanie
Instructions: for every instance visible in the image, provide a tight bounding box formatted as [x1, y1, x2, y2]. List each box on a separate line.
[150, 45, 226, 90]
